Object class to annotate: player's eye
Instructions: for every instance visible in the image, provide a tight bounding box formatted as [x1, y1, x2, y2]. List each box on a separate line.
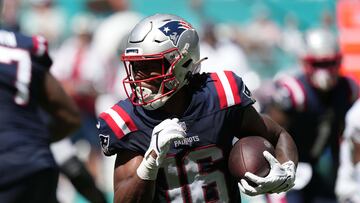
[132, 59, 167, 74]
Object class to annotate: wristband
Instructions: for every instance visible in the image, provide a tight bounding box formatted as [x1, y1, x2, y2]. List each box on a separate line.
[136, 155, 159, 180]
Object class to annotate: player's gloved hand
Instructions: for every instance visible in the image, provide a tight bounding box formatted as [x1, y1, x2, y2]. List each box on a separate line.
[137, 118, 186, 180]
[335, 163, 360, 203]
[239, 151, 296, 196]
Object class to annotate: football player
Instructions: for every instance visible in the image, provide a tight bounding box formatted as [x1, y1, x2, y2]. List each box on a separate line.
[97, 13, 298, 203]
[265, 28, 359, 202]
[335, 98, 360, 203]
[0, 12, 80, 203]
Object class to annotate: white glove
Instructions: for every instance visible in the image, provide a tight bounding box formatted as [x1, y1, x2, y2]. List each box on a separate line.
[137, 118, 186, 180]
[335, 162, 360, 203]
[239, 151, 296, 196]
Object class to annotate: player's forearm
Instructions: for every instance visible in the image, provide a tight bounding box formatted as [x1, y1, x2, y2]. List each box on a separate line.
[262, 115, 298, 165]
[113, 152, 158, 203]
[42, 72, 81, 141]
[114, 177, 155, 203]
[275, 129, 298, 165]
[49, 113, 81, 142]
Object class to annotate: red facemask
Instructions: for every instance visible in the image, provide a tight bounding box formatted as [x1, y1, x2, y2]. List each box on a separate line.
[302, 54, 342, 91]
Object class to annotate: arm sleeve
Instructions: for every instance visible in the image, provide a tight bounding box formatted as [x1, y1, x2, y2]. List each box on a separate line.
[97, 118, 149, 156]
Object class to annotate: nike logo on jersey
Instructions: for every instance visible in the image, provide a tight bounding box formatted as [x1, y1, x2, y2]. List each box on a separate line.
[96, 121, 100, 129]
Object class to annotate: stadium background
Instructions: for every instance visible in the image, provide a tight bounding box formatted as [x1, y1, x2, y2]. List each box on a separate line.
[46, 0, 359, 83]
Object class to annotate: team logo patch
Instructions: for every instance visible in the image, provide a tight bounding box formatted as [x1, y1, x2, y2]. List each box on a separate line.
[243, 85, 252, 98]
[159, 20, 192, 46]
[99, 134, 110, 154]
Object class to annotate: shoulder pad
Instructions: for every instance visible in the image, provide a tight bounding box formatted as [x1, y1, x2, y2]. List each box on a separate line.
[276, 75, 306, 111]
[210, 71, 254, 109]
[344, 77, 359, 103]
[99, 103, 138, 140]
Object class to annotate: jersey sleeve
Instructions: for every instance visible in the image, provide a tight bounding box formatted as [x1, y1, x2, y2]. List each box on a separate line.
[97, 103, 148, 156]
[272, 75, 306, 112]
[209, 71, 255, 110]
[30, 35, 52, 69]
[344, 77, 359, 104]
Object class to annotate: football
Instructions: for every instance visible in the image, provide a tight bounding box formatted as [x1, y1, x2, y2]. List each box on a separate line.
[228, 136, 275, 183]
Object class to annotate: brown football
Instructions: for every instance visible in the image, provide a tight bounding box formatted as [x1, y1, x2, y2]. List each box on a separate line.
[228, 136, 275, 183]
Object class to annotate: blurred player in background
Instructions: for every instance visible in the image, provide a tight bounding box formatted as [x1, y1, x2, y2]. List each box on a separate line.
[50, 13, 108, 203]
[335, 98, 360, 203]
[51, 138, 108, 203]
[97, 13, 298, 203]
[0, 2, 81, 202]
[263, 28, 359, 203]
[51, 12, 102, 181]
[19, 0, 66, 49]
[92, 0, 142, 113]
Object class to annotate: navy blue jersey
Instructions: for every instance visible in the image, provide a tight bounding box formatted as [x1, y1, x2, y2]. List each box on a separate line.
[98, 71, 255, 203]
[0, 29, 56, 185]
[272, 74, 359, 164]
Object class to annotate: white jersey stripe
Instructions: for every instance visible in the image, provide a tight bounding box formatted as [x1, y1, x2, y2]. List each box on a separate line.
[280, 76, 305, 111]
[217, 71, 235, 106]
[105, 108, 131, 135]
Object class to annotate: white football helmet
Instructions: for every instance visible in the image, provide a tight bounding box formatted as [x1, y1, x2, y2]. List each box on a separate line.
[121, 14, 201, 110]
[302, 28, 342, 91]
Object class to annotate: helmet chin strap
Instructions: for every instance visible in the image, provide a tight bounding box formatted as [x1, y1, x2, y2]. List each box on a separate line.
[135, 86, 154, 102]
[136, 86, 171, 110]
[144, 97, 169, 110]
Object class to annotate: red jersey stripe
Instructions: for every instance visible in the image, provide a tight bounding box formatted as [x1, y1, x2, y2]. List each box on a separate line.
[99, 112, 125, 139]
[112, 105, 138, 132]
[211, 73, 228, 109]
[224, 71, 241, 104]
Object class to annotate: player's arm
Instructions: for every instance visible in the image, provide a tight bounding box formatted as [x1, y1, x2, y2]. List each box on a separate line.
[113, 118, 186, 203]
[239, 106, 298, 165]
[261, 114, 298, 165]
[237, 105, 298, 195]
[40, 72, 81, 141]
[113, 150, 156, 203]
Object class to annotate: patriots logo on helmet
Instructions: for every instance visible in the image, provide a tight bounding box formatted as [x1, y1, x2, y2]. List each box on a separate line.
[159, 20, 192, 46]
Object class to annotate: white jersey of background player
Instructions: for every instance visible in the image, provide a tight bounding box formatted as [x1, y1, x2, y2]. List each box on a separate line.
[335, 98, 360, 203]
